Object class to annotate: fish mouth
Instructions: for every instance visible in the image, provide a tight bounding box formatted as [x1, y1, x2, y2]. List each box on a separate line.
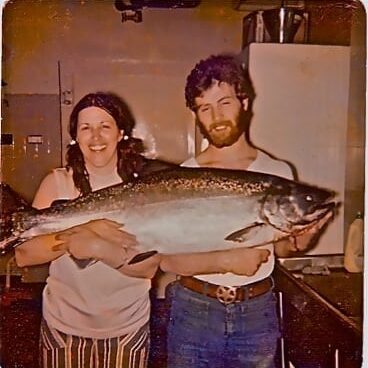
[294, 201, 337, 226]
[310, 200, 337, 217]
[312, 200, 336, 213]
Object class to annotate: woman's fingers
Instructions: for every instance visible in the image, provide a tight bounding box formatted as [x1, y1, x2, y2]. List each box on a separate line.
[52, 224, 138, 255]
[84, 219, 124, 233]
[79, 219, 138, 247]
[91, 226, 138, 248]
[55, 231, 74, 241]
[52, 240, 68, 252]
[116, 231, 138, 248]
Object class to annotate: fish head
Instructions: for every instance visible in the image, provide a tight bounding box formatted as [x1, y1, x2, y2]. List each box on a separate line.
[262, 180, 337, 235]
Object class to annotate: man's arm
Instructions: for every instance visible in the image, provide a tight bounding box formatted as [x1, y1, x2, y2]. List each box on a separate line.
[115, 247, 270, 279]
[158, 247, 270, 276]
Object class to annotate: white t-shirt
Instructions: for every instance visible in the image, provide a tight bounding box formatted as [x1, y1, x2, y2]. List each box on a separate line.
[181, 150, 294, 287]
[42, 168, 151, 338]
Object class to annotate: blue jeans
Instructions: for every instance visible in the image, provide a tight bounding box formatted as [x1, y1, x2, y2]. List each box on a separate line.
[167, 281, 280, 368]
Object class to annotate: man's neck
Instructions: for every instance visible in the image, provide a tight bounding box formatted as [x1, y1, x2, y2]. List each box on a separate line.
[196, 138, 257, 170]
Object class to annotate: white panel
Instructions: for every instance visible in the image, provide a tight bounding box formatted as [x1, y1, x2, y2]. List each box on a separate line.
[249, 43, 350, 254]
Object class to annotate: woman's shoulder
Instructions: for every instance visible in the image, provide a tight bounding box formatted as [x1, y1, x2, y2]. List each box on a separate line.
[51, 167, 73, 181]
[41, 167, 73, 189]
[32, 167, 77, 208]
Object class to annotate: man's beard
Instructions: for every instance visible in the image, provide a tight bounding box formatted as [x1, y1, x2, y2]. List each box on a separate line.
[199, 110, 250, 149]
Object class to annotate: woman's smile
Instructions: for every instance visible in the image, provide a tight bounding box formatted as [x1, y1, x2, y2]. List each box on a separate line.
[76, 106, 123, 169]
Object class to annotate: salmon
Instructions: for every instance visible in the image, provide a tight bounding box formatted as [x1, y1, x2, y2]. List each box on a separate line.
[0, 167, 337, 256]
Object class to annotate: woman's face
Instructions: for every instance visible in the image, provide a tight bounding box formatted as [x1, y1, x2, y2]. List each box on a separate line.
[76, 106, 123, 169]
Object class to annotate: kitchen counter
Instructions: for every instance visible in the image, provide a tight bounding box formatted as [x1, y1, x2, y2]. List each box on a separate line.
[274, 255, 363, 368]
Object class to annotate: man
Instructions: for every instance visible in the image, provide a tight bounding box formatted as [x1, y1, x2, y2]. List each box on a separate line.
[166, 53, 329, 368]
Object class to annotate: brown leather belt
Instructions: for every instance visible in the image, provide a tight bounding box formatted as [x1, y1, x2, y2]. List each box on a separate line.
[179, 276, 273, 305]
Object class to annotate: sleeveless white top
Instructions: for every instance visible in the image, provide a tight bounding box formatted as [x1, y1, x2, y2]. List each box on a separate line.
[181, 150, 294, 287]
[42, 168, 151, 338]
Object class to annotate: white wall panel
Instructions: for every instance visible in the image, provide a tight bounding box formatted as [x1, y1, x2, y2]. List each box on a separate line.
[249, 43, 350, 254]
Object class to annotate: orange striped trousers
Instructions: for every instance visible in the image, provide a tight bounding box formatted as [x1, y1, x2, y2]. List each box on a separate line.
[40, 319, 150, 368]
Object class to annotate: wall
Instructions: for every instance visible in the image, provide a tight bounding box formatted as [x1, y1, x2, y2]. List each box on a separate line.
[2, 1, 246, 163]
[248, 43, 350, 254]
[1, 0, 245, 200]
[2, 1, 244, 95]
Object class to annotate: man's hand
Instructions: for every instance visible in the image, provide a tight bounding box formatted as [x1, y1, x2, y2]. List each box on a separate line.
[274, 212, 333, 257]
[223, 247, 270, 276]
[53, 219, 138, 269]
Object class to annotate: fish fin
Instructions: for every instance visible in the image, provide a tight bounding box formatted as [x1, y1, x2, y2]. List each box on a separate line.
[225, 222, 266, 243]
[128, 250, 158, 265]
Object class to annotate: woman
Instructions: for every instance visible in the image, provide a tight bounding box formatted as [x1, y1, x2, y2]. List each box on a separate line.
[15, 92, 270, 368]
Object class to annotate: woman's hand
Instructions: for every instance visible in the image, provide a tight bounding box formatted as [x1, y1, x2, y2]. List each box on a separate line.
[53, 219, 138, 269]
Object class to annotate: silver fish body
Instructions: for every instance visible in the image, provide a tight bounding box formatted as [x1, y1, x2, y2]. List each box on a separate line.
[0, 167, 336, 255]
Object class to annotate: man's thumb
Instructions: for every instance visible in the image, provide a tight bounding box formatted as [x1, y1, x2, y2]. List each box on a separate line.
[260, 249, 270, 262]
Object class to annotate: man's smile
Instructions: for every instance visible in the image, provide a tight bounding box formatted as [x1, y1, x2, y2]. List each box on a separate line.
[209, 121, 233, 133]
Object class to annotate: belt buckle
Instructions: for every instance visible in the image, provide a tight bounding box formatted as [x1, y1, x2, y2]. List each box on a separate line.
[215, 285, 238, 305]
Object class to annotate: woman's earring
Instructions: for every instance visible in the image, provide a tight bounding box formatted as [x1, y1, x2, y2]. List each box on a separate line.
[69, 139, 77, 146]
[123, 135, 129, 141]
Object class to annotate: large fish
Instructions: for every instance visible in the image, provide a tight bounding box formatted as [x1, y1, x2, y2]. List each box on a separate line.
[0, 167, 337, 258]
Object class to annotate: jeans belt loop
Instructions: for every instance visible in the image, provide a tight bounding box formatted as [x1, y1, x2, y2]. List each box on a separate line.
[270, 276, 275, 289]
[244, 285, 249, 301]
[204, 282, 209, 297]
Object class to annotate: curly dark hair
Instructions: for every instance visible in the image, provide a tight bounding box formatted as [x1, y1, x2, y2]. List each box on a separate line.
[66, 92, 146, 195]
[185, 53, 255, 111]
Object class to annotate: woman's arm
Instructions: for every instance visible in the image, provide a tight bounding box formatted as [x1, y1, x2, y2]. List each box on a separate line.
[15, 220, 131, 267]
[15, 172, 67, 267]
[15, 233, 66, 267]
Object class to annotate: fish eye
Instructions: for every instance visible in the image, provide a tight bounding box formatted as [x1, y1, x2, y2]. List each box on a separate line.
[305, 195, 313, 202]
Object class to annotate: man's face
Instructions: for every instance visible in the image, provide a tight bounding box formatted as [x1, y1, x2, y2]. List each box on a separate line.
[194, 81, 248, 148]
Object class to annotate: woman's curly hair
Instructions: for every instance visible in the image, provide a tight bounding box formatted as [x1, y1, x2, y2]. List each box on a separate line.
[66, 92, 146, 195]
[185, 53, 256, 111]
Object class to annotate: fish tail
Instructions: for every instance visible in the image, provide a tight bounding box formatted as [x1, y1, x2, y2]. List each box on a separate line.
[0, 208, 39, 253]
[0, 236, 23, 255]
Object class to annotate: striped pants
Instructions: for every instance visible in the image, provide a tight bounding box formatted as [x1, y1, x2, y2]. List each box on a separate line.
[40, 319, 150, 368]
